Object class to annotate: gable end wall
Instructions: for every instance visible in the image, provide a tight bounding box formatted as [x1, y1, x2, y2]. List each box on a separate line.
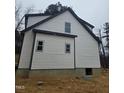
[33, 11, 100, 68]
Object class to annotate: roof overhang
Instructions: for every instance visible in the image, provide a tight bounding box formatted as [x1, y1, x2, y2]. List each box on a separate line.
[32, 29, 77, 38]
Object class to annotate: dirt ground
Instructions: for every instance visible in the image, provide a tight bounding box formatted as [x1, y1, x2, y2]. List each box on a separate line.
[16, 69, 108, 93]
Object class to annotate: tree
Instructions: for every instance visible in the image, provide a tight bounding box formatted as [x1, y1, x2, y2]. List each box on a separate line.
[98, 22, 109, 68]
[98, 29, 107, 68]
[15, 4, 34, 54]
[102, 22, 109, 56]
[44, 2, 69, 15]
[15, 4, 34, 31]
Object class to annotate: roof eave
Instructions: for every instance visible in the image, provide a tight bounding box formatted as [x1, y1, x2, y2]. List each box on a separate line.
[33, 29, 77, 38]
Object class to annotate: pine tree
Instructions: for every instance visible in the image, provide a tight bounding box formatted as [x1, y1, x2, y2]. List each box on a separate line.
[44, 2, 69, 15]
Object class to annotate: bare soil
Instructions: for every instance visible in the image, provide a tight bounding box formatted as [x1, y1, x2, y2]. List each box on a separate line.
[16, 69, 108, 93]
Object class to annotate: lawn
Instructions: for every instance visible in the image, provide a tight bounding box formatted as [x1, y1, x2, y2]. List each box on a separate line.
[16, 69, 108, 93]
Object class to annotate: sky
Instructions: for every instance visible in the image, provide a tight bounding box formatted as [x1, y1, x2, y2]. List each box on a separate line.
[16, 0, 109, 28]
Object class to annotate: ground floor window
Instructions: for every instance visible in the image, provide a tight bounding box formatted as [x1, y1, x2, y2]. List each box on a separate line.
[65, 44, 71, 53]
[36, 41, 43, 51]
[85, 68, 92, 75]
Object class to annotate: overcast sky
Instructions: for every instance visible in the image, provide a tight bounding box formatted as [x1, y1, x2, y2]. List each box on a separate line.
[16, 0, 109, 28]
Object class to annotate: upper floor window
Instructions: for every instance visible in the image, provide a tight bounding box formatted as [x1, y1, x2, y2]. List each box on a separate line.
[65, 22, 71, 33]
[36, 41, 43, 51]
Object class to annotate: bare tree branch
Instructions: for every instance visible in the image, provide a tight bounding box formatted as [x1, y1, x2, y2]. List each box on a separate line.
[15, 5, 35, 31]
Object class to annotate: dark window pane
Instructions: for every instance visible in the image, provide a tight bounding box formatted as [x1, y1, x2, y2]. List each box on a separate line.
[85, 68, 92, 75]
[66, 44, 70, 48]
[66, 48, 70, 52]
[37, 46, 43, 51]
[38, 41, 43, 45]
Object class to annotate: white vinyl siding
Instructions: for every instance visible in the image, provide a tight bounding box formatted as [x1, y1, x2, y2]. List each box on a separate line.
[35, 11, 100, 68]
[18, 31, 34, 68]
[31, 33, 75, 69]
[27, 16, 50, 27]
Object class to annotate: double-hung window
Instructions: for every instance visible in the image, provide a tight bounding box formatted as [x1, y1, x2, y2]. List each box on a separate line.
[36, 41, 43, 51]
[65, 22, 71, 33]
[65, 44, 71, 53]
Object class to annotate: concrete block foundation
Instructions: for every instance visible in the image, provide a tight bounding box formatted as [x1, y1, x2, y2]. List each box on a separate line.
[16, 68, 101, 78]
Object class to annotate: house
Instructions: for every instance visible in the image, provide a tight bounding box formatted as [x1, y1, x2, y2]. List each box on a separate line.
[17, 8, 101, 77]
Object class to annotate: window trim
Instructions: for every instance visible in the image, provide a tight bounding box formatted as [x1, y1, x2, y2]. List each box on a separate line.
[36, 40, 44, 52]
[65, 43, 71, 53]
[65, 22, 71, 33]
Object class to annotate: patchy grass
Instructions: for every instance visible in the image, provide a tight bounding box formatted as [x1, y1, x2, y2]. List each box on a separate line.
[16, 69, 108, 93]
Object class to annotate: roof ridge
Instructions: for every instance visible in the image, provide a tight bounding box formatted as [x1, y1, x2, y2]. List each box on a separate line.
[22, 8, 100, 43]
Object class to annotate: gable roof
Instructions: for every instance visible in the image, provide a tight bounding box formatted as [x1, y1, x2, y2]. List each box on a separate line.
[25, 9, 94, 29]
[22, 8, 100, 43]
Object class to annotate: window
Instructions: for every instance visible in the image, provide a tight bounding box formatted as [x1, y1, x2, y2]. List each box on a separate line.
[65, 22, 71, 33]
[85, 68, 92, 75]
[36, 41, 43, 51]
[65, 44, 70, 53]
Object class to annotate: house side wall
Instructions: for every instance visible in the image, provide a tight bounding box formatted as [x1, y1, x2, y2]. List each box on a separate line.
[18, 31, 34, 69]
[33, 11, 100, 68]
[27, 16, 50, 27]
[31, 33, 75, 69]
